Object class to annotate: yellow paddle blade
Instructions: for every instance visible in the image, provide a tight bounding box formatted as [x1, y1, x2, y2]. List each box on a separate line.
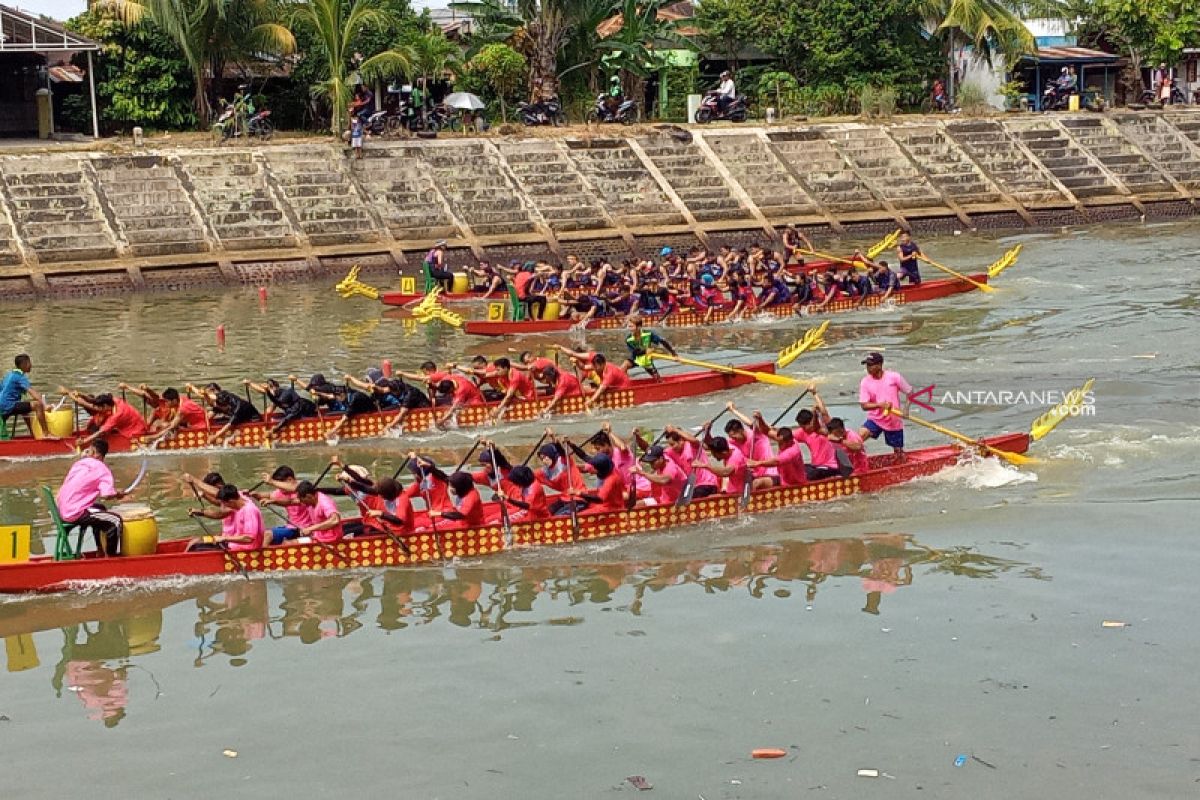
[890, 408, 1038, 466]
[650, 352, 803, 387]
[917, 256, 995, 293]
[777, 320, 831, 368]
[987, 245, 1022, 279]
[1029, 378, 1094, 441]
[866, 229, 902, 260]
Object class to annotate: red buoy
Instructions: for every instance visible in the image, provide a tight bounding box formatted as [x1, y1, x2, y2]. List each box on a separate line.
[216, 324, 226, 348]
[258, 286, 268, 303]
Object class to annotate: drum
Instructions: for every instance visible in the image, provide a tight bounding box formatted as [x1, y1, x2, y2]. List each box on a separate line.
[451, 272, 470, 294]
[30, 408, 75, 439]
[115, 504, 159, 557]
[542, 300, 561, 321]
[124, 609, 163, 656]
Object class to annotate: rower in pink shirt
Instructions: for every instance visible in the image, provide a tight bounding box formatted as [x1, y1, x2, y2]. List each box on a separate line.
[664, 425, 720, 499]
[748, 425, 808, 488]
[858, 352, 912, 457]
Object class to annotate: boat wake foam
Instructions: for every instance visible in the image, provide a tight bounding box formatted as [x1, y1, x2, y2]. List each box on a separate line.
[925, 453, 1038, 490]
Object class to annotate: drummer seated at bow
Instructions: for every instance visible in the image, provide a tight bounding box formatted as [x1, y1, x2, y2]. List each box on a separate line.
[0, 354, 53, 437]
[246, 378, 318, 441]
[186, 484, 265, 553]
[55, 439, 132, 556]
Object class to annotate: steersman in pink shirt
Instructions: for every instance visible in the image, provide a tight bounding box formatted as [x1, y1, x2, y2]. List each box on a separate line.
[858, 352, 912, 457]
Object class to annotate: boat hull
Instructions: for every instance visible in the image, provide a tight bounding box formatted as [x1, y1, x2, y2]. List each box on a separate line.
[0, 363, 773, 462]
[463, 274, 986, 337]
[0, 433, 1029, 593]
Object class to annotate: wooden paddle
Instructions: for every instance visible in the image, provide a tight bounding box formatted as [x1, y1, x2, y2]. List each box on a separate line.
[521, 432, 549, 466]
[648, 352, 802, 388]
[390, 456, 412, 481]
[796, 248, 867, 270]
[561, 445, 583, 542]
[485, 445, 514, 546]
[674, 408, 729, 507]
[886, 408, 1037, 466]
[770, 389, 812, 428]
[915, 256, 995, 293]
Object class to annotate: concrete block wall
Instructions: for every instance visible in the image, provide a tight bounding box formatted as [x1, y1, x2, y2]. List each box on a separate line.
[0, 112, 1197, 297]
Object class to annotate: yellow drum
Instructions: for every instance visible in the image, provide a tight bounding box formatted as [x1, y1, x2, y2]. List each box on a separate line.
[542, 300, 561, 321]
[30, 408, 75, 439]
[451, 272, 470, 294]
[124, 609, 163, 656]
[116, 504, 159, 556]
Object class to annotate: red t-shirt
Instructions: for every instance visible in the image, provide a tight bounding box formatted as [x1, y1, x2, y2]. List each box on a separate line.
[402, 473, 452, 512]
[450, 375, 484, 406]
[514, 272, 535, 299]
[446, 489, 485, 529]
[501, 478, 550, 521]
[553, 372, 583, 400]
[99, 400, 148, 439]
[836, 429, 870, 474]
[586, 472, 626, 513]
[599, 363, 632, 390]
[361, 493, 414, 535]
[528, 357, 555, 376]
[178, 397, 208, 429]
[477, 367, 505, 394]
[537, 459, 586, 494]
[505, 369, 536, 401]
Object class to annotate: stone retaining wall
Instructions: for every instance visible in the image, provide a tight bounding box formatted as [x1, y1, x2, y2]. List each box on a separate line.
[2, 110, 1199, 298]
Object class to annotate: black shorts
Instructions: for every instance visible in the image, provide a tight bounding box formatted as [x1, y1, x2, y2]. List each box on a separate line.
[692, 485, 719, 499]
[2, 401, 33, 417]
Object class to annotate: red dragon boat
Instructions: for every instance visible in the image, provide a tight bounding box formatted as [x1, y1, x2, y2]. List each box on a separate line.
[0, 432, 1029, 593]
[0, 362, 773, 462]
[462, 274, 987, 337]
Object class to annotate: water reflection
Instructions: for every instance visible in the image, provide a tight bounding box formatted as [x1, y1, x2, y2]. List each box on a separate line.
[2, 533, 1037, 727]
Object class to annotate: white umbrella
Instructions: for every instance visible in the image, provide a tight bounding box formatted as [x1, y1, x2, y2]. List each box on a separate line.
[443, 92, 486, 111]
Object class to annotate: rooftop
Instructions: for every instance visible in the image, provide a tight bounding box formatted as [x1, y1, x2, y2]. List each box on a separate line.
[0, 4, 99, 52]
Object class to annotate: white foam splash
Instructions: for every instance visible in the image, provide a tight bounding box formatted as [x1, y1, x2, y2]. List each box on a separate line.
[924, 453, 1038, 490]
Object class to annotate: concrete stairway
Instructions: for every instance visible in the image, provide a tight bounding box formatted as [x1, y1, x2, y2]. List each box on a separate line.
[563, 138, 683, 227]
[1058, 117, 1175, 196]
[1112, 113, 1200, 189]
[405, 141, 536, 238]
[0, 157, 119, 263]
[263, 147, 378, 246]
[0, 202, 19, 265]
[496, 140, 612, 232]
[1167, 110, 1200, 148]
[350, 144, 459, 241]
[180, 151, 296, 251]
[945, 121, 1068, 204]
[767, 130, 882, 213]
[91, 155, 209, 257]
[635, 135, 751, 222]
[823, 125, 944, 210]
[702, 133, 819, 218]
[1005, 119, 1119, 198]
[888, 124, 1004, 206]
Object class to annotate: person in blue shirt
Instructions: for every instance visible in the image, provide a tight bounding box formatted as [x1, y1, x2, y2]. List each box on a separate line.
[0, 354, 52, 437]
[895, 232, 923, 285]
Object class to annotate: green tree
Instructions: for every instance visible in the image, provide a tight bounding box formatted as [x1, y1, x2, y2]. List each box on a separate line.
[467, 43, 528, 120]
[289, 0, 415, 134]
[695, 0, 760, 73]
[401, 28, 464, 89]
[66, 8, 196, 131]
[1064, 0, 1199, 77]
[596, 0, 694, 116]
[918, 0, 1036, 100]
[93, 0, 294, 124]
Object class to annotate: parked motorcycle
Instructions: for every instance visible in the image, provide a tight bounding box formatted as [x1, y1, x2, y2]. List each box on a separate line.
[1139, 82, 1186, 106]
[694, 91, 748, 123]
[212, 97, 272, 142]
[586, 94, 639, 125]
[519, 96, 565, 126]
[1041, 85, 1072, 111]
[246, 109, 273, 140]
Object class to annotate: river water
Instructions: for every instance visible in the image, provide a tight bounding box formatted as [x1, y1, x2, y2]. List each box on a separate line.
[1, 221, 1198, 798]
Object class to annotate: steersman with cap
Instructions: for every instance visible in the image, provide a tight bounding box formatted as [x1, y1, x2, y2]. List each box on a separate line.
[858, 352, 912, 459]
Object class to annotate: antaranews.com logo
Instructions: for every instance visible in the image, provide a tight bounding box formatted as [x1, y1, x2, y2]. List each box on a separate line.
[906, 385, 1097, 417]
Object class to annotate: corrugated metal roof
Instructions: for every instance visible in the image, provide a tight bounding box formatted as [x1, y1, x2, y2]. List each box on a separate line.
[0, 3, 100, 51]
[1023, 45, 1123, 63]
[48, 64, 84, 83]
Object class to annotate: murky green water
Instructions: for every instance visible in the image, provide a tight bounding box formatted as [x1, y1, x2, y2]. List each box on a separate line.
[2, 222, 1199, 797]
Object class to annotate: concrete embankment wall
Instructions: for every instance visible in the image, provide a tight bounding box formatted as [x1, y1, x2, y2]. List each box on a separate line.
[2, 110, 1199, 298]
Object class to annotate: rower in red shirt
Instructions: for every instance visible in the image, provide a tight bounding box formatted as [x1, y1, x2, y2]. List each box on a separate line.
[539, 366, 584, 416]
[79, 393, 148, 447]
[460, 355, 506, 401]
[401, 453, 454, 513]
[585, 354, 632, 409]
[431, 375, 484, 426]
[433, 471, 486, 530]
[490, 357, 537, 423]
[580, 453, 626, 513]
[499, 465, 550, 522]
[516, 351, 556, 387]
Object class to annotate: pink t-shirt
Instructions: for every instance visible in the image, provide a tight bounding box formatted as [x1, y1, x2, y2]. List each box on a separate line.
[271, 488, 308, 526]
[56, 457, 115, 522]
[723, 447, 749, 496]
[224, 501, 265, 552]
[610, 446, 651, 494]
[306, 492, 344, 543]
[649, 459, 687, 505]
[838, 429, 870, 474]
[798, 429, 838, 469]
[859, 370, 912, 432]
[675, 442, 719, 489]
[776, 441, 807, 487]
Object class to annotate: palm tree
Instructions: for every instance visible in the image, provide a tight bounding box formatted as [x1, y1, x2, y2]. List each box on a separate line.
[918, 0, 1038, 100]
[403, 29, 464, 90]
[289, 0, 415, 134]
[94, 0, 294, 124]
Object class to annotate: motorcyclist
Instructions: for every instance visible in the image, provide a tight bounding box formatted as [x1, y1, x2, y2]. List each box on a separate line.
[605, 75, 623, 120]
[716, 70, 736, 115]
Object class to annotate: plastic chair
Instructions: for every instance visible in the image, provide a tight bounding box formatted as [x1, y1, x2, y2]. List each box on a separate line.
[42, 485, 86, 561]
[0, 416, 9, 441]
[506, 281, 525, 321]
[421, 260, 434, 294]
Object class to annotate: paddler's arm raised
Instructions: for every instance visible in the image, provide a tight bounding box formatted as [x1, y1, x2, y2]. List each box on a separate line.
[59, 386, 101, 414]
